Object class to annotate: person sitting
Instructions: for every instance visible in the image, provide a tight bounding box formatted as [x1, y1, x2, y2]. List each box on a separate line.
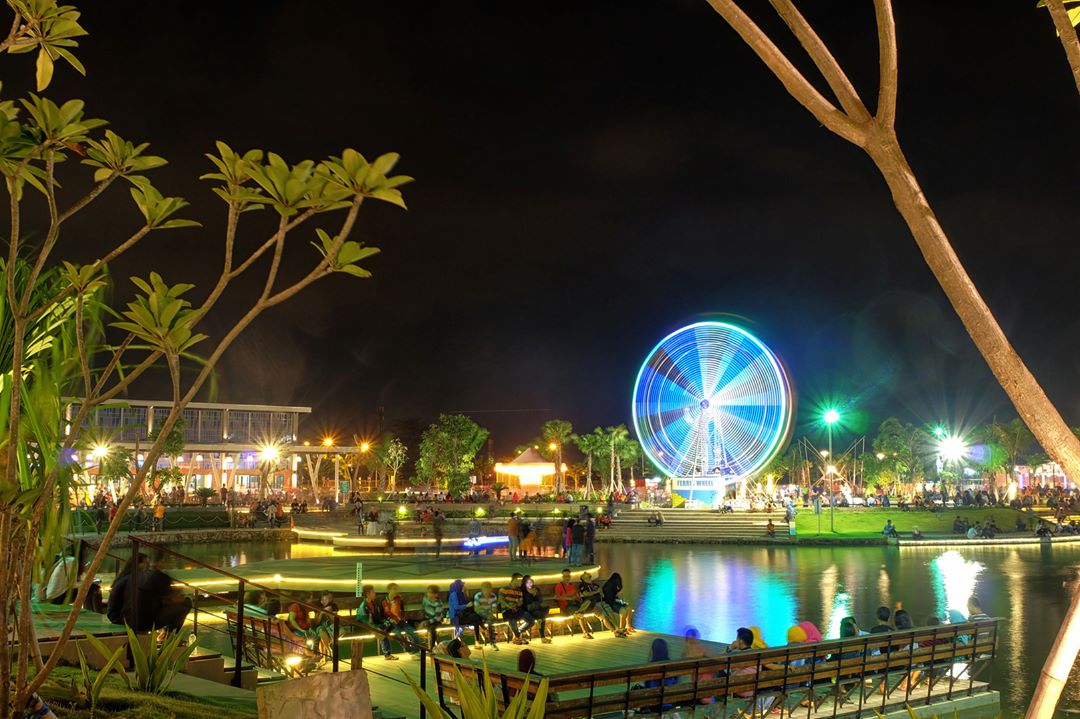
[39, 541, 104, 613]
[953, 516, 966, 534]
[643, 638, 678, 712]
[554, 569, 591, 638]
[106, 552, 149, 627]
[521, 575, 551, 643]
[911, 526, 924, 541]
[499, 573, 534, 645]
[446, 636, 471, 659]
[869, 606, 893, 634]
[966, 523, 980, 540]
[766, 520, 776, 538]
[355, 584, 393, 659]
[420, 584, 445, 649]
[577, 572, 615, 632]
[602, 573, 633, 637]
[382, 584, 421, 657]
[133, 553, 192, 636]
[472, 581, 500, 650]
[517, 648, 537, 674]
[882, 520, 899, 538]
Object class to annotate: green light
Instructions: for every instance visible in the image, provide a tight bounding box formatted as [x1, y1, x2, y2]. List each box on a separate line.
[932, 425, 946, 438]
[823, 409, 840, 425]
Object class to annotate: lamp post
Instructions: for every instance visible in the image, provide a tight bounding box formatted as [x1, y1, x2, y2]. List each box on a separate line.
[548, 441, 562, 494]
[823, 409, 840, 532]
[359, 441, 371, 491]
[259, 444, 280, 499]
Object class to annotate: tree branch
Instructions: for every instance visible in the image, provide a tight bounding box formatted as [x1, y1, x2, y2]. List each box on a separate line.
[703, 0, 868, 146]
[0, 13, 21, 54]
[21, 151, 60, 311]
[873, 0, 898, 127]
[1046, 0, 1080, 97]
[260, 216, 288, 300]
[57, 175, 117, 225]
[767, 0, 871, 121]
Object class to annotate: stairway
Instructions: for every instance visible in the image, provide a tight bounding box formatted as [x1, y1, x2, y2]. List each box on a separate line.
[598, 508, 790, 543]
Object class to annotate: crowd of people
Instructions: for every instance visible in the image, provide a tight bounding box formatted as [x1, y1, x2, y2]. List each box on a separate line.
[346, 569, 634, 660]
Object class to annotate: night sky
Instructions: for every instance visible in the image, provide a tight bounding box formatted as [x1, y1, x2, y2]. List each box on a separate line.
[15, 1, 1080, 454]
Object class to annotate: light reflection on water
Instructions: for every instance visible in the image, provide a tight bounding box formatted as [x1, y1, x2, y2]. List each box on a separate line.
[596, 542, 1080, 716]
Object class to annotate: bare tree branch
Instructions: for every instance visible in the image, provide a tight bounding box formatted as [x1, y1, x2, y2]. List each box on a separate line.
[57, 175, 117, 225]
[767, 0, 871, 121]
[1046, 0, 1080, 97]
[703, 0, 868, 146]
[873, 0, 898, 127]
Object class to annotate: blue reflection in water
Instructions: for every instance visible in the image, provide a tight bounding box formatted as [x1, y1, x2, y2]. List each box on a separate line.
[634, 550, 797, 648]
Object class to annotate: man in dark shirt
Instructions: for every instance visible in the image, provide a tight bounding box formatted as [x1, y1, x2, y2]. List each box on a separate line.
[134, 553, 191, 634]
[868, 606, 893, 633]
[106, 552, 149, 626]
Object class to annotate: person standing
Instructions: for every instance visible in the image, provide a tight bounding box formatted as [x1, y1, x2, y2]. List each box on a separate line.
[507, 513, 520, 561]
[153, 500, 166, 533]
[584, 514, 596, 565]
[567, 519, 585, 565]
[468, 517, 482, 556]
[433, 510, 446, 559]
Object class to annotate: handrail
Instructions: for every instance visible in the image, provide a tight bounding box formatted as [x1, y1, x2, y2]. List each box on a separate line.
[432, 619, 1000, 719]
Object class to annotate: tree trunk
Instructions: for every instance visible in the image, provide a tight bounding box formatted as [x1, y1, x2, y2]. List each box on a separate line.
[863, 124, 1080, 487]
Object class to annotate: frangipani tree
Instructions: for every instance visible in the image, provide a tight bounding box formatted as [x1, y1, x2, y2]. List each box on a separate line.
[0, 2, 412, 714]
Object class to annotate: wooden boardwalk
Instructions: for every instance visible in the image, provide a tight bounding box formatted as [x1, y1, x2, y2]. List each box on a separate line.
[357, 629, 709, 718]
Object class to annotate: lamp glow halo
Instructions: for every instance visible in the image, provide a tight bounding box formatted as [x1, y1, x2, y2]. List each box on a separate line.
[632, 321, 792, 482]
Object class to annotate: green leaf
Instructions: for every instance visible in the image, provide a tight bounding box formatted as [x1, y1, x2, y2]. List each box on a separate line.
[35, 49, 54, 92]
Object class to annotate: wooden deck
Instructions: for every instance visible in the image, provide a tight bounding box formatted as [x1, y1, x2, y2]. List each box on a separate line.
[358, 629, 702, 718]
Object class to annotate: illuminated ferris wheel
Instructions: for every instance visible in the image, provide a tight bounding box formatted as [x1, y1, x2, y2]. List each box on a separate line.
[632, 321, 793, 483]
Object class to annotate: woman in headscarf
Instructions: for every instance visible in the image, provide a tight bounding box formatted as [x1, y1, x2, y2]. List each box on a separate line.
[601, 573, 632, 636]
[644, 638, 677, 712]
[749, 626, 769, 649]
[447, 579, 475, 639]
[797, 621, 823, 643]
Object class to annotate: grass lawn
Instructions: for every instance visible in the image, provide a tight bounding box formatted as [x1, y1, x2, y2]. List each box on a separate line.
[36, 667, 257, 719]
[794, 506, 1030, 538]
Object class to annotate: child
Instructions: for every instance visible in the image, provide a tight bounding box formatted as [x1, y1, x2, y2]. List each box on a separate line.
[420, 584, 445, 649]
[473, 581, 500, 650]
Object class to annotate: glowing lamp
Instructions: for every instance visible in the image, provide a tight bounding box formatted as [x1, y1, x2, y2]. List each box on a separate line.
[823, 409, 840, 426]
[322, 437, 334, 447]
[938, 436, 967, 462]
[360, 442, 371, 453]
[260, 445, 280, 463]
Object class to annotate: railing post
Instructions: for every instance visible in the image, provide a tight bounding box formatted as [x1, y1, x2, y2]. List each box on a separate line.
[192, 590, 199, 638]
[332, 615, 340, 673]
[419, 647, 427, 719]
[233, 579, 246, 688]
[131, 537, 141, 629]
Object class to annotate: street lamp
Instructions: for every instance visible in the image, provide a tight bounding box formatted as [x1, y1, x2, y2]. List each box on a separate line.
[823, 408, 840, 532]
[322, 437, 334, 448]
[258, 444, 280, 499]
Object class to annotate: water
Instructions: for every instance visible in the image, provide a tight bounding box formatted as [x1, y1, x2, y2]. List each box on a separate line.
[172, 540, 1080, 716]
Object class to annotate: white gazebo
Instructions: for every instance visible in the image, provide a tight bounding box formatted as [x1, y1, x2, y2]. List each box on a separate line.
[495, 448, 566, 495]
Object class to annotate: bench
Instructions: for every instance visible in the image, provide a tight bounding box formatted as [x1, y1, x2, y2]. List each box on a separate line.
[433, 619, 999, 719]
[224, 609, 315, 677]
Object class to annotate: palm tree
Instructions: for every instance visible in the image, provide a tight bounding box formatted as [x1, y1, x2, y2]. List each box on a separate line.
[573, 429, 607, 498]
[541, 419, 573, 493]
[605, 425, 631, 493]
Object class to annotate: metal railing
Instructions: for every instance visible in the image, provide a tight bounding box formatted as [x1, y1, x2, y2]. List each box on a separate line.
[95, 537, 433, 719]
[433, 619, 999, 719]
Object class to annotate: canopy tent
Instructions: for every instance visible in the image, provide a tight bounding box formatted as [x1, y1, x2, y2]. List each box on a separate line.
[495, 448, 566, 494]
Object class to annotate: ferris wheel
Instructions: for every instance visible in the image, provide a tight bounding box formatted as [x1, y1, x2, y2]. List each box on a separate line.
[632, 321, 793, 482]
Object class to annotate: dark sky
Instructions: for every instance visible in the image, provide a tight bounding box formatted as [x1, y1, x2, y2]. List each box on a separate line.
[15, 1, 1080, 454]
